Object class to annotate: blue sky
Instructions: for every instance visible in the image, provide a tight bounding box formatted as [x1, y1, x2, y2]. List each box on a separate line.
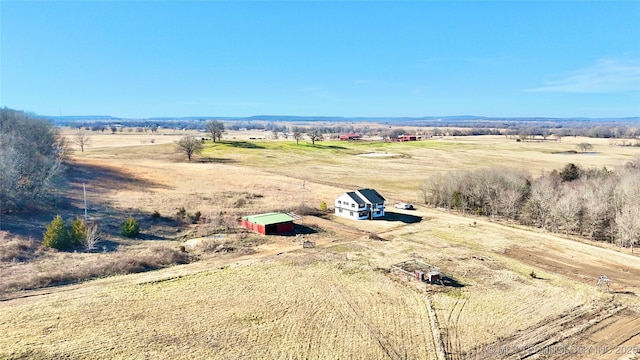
[1, 1, 639, 118]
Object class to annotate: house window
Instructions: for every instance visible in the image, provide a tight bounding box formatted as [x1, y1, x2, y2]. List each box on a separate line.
[339, 209, 342, 213]
[337, 200, 342, 205]
[349, 212, 354, 216]
[351, 203, 355, 208]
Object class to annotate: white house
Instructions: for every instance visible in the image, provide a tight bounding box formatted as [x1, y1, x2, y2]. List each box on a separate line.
[334, 189, 386, 220]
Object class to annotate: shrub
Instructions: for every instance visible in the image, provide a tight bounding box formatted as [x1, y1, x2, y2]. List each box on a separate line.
[175, 207, 186, 221]
[0, 236, 36, 262]
[43, 215, 71, 249]
[559, 163, 581, 182]
[233, 198, 246, 208]
[70, 217, 87, 246]
[150, 210, 161, 219]
[190, 211, 202, 224]
[121, 216, 140, 238]
[296, 205, 323, 216]
[319, 200, 328, 211]
[83, 223, 100, 251]
[368, 232, 386, 241]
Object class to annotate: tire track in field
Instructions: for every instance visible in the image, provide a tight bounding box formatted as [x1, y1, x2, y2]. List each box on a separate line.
[330, 283, 403, 359]
[468, 304, 626, 360]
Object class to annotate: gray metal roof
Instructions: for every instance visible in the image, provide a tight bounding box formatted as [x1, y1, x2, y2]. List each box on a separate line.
[346, 191, 366, 205]
[356, 188, 385, 204]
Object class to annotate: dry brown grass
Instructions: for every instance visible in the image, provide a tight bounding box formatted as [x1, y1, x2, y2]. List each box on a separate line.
[1, 130, 638, 359]
[0, 244, 190, 295]
[0, 253, 439, 359]
[0, 232, 38, 262]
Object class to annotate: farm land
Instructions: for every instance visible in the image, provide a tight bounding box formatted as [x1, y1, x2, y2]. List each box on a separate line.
[1, 127, 640, 359]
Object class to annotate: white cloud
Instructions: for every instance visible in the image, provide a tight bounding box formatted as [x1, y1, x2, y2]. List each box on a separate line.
[525, 58, 640, 93]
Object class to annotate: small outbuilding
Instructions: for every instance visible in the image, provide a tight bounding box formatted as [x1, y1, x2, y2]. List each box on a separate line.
[397, 135, 421, 142]
[242, 212, 295, 235]
[339, 133, 361, 141]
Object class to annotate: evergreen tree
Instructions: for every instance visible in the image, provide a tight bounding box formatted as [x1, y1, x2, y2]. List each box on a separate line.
[43, 215, 71, 249]
[70, 217, 87, 246]
[121, 216, 140, 238]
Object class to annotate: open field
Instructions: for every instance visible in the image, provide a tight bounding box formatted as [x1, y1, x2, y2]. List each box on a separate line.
[1, 130, 639, 359]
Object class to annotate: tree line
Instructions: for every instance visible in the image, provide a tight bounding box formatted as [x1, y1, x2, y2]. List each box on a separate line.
[421, 159, 640, 252]
[0, 108, 70, 212]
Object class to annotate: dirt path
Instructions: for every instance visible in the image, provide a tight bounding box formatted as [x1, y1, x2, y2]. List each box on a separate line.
[3, 205, 639, 359]
[419, 208, 640, 295]
[471, 304, 630, 360]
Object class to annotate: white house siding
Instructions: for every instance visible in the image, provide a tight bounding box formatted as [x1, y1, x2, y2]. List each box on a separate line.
[334, 193, 366, 220]
[334, 189, 385, 220]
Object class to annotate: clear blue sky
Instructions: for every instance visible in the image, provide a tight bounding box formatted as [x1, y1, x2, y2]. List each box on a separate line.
[1, 1, 639, 119]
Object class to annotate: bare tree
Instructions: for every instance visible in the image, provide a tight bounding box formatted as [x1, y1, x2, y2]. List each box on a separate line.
[495, 171, 530, 219]
[522, 175, 560, 230]
[614, 167, 640, 252]
[206, 120, 225, 142]
[577, 142, 593, 153]
[420, 174, 451, 208]
[292, 127, 304, 145]
[176, 136, 204, 161]
[581, 177, 616, 241]
[388, 128, 405, 140]
[74, 131, 91, 152]
[306, 129, 323, 145]
[616, 204, 640, 253]
[421, 171, 471, 211]
[554, 132, 563, 142]
[83, 223, 101, 251]
[0, 108, 67, 211]
[552, 185, 583, 235]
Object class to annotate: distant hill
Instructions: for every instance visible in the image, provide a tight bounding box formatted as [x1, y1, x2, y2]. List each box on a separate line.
[40, 114, 640, 126]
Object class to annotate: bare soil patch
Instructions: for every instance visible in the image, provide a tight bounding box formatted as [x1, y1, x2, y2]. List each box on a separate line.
[504, 246, 640, 296]
[559, 309, 640, 360]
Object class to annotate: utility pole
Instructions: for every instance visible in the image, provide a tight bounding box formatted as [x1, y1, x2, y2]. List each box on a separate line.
[301, 180, 305, 209]
[83, 183, 88, 222]
[301, 180, 306, 226]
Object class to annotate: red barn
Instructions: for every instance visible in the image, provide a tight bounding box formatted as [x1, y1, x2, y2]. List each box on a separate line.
[397, 135, 421, 141]
[241, 213, 295, 235]
[339, 133, 361, 141]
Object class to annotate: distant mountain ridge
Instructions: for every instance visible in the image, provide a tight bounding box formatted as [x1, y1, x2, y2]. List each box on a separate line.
[41, 114, 640, 124]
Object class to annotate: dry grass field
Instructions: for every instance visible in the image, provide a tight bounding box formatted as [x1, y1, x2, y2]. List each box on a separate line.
[1, 128, 639, 359]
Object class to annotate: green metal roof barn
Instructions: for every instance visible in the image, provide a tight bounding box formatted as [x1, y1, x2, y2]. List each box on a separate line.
[241, 212, 295, 235]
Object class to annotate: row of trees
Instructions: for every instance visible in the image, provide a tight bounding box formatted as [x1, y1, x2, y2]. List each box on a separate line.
[74, 124, 161, 133]
[43, 214, 140, 250]
[43, 215, 100, 250]
[421, 160, 640, 252]
[176, 123, 332, 160]
[62, 117, 640, 143]
[0, 108, 70, 212]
